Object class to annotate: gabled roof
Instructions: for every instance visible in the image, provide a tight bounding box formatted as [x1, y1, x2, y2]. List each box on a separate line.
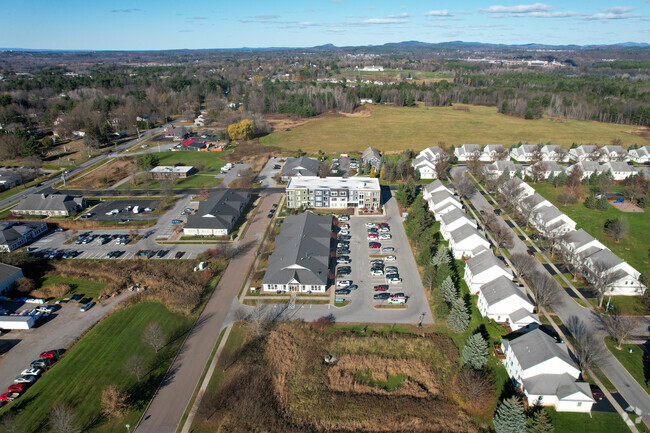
[629, 146, 650, 158]
[0, 221, 46, 245]
[362, 146, 381, 161]
[479, 276, 528, 306]
[466, 251, 511, 277]
[281, 157, 320, 178]
[185, 190, 250, 230]
[440, 208, 472, 225]
[262, 212, 332, 287]
[0, 262, 22, 282]
[541, 145, 566, 154]
[457, 144, 480, 155]
[573, 161, 604, 173]
[13, 193, 83, 213]
[603, 162, 636, 172]
[521, 193, 549, 210]
[449, 224, 486, 245]
[587, 248, 624, 270]
[562, 229, 599, 250]
[601, 145, 626, 154]
[571, 144, 599, 156]
[181, 138, 205, 148]
[511, 144, 538, 155]
[423, 179, 452, 196]
[522, 374, 593, 402]
[483, 144, 505, 153]
[531, 161, 565, 172]
[488, 160, 518, 172]
[536, 206, 569, 224]
[428, 190, 459, 206]
[503, 329, 575, 371]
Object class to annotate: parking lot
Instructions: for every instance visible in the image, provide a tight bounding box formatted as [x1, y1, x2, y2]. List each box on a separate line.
[83, 199, 161, 221]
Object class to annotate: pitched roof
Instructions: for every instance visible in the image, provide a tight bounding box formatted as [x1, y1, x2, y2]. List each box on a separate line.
[262, 212, 332, 287]
[573, 161, 605, 173]
[450, 224, 486, 245]
[184, 190, 250, 231]
[488, 160, 518, 172]
[602, 145, 626, 154]
[13, 193, 83, 213]
[0, 221, 46, 245]
[541, 145, 566, 154]
[440, 208, 471, 225]
[588, 248, 624, 270]
[479, 276, 528, 306]
[572, 144, 599, 156]
[512, 144, 538, 155]
[458, 144, 480, 155]
[428, 190, 459, 206]
[521, 193, 548, 209]
[362, 146, 381, 161]
[466, 251, 511, 277]
[522, 374, 593, 401]
[281, 157, 320, 178]
[181, 138, 205, 148]
[504, 328, 575, 370]
[0, 263, 22, 282]
[603, 161, 636, 172]
[423, 179, 452, 196]
[536, 206, 567, 224]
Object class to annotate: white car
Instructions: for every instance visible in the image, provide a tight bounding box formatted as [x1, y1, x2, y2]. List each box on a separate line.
[379, 227, 390, 233]
[337, 280, 353, 287]
[337, 242, 348, 248]
[379, 234, 392, 240]
[14, 376, 36, 384]
[371, 269, 384, 276]
[339, 230, 349, 235]
[365, 222, 377, 228]
[387, 297, 406, 304]
[338, 215, 350, 222]
[382, 246, 395, 253]
[385, 255, 397, 261]
[340, 224, 350, 230]
[388, 277, 402, 284]
[21, 368, 41, 376]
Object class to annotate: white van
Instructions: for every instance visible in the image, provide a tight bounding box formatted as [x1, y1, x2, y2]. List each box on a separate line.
[387, 297, 406, 304]
[133, 206, 140, 214]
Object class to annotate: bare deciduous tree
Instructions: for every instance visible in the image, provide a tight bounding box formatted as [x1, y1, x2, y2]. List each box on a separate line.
[453, 368, 495, 413]
[0, 413, 26, 433]
[434, 158, 450, 180]
[529, 271, 559, 309]
[49, 403, 81, 433]
[500, 178, 525, 212]
[493, 147, 510, 162]
[141, 321, 167, 353]
[454, 173, 476, 199]
[566, 316, 603, 371]
[423, 268, 435, 292]
[605, 218, 628, 243]
[599, 312, 637, 350]
[492, 225, 514, 251]
[124, 354, 147, 382]
[248, 301, 268, 336]
[510, 253, 537, 279]
[588, 260, 617, 308]
[101, 384, 129, 418]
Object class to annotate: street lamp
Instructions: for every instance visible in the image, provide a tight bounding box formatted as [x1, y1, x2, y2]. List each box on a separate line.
[418, 312, 426, 327]
[126, 424, 130, 433]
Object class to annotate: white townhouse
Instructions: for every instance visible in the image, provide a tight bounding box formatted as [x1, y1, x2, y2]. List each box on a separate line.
[569, 161, 606, 179]
[448, 226, 490, 260]
[480, 144, 508, 162]
[628, 146, 650, 164]
[540, 145, 569, 162]
[440, 208, 477, 241]
[422, 179, 453, 201]
[518, 193, 553, 214]
[601, 162, 638, 180]
[411, 146, 449, 179]
[510, 144, 538, 162]
[583, 249, 646, 296]
[530, 205, 576, 236]
[454, 144, 481, 162]
[556, 229, 606, 263]
[477, 276, 539, 332]
[600, 145, 629, 162]
[486, 160, 521, 179]
[463, 247, 514, 293]
[525, 161, 566, 180]
[502, 329, 594, 412]
[569, 145, 602, 162]
[498, 177, 535, 199]
[426, 190, 463, 219]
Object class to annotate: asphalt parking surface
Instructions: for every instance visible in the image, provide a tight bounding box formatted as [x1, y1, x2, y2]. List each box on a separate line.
[84, 199, 161, 221]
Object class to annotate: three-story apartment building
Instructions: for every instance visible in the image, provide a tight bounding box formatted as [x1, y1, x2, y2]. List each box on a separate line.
[286, 177, 381, 210]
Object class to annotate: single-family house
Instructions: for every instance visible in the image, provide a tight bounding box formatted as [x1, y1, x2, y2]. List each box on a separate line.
[601, 162, 637, 180]
[0, 263, 23, 294]
[179, 138, 207, 151]
[440, 208, 477, 241]
[411, 146, 448, 179]
[361, 147, 382, 171]
[569, 145, 602, 162]
[628, 146, 650, 164]
[0, 173, 21, 190]
[454, 144, 481, 162]
[486, 160, 520, 178]
[13, 193, 86, 217]
[502, 329, 594, 412]
[183, 190, 250, 237]
[530, 205, 576, 235]
[600, 145, 628, 162]
[0, 221, 48, 252]
[540, 145, 569, 162]
[262, 212, 332, 293]
[422, 179, 453, 201]
[569, 161, 606, 179]
[281, 157, 321, 181]
[583, 249, 645, 296]
[426, 190, 463, 219]
[525, 161, 566, 180]
[449, 226, 490, 260]
[480, 144, 508, 162]
[510, 144, 539, 162]
[165, 126, 189, 141]
[477, 276, 539, 331]
[464, 248, 513, 294]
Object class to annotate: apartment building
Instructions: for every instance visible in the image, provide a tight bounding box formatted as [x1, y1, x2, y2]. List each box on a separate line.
[286, 176, 381, 210]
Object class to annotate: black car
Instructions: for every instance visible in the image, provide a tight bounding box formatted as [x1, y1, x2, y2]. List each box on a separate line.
[385, 273, 399, 280]
[373, 293, 391, 300]
[337, 269, 351, 276]
[175, 251, 185, 259]
[70, 294, 84, 302]
[335, 288, 351, 295]
[338, 235, 351, 241]
[156, 250, 168, 258]
[337, 249, 351, 255]
[273, 164, 281, 169]
[530, 233, 539, 240]
[343, 284, 358, 291]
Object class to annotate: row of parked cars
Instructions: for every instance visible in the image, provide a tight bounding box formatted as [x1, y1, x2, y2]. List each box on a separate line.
[29, 249, 80, 259]
[1, 351, 59, 404]
[366, 223, 406, 304]
[334, 216, 356, 295]
[76, 233, 131, 245]
[135, 249, 184, 259]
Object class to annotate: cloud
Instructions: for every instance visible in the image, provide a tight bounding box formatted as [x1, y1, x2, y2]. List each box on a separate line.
[479, 3, 554, 14]
[602, 6, 635, 14]
[510, 11, 583, 18]
[240, 15, 283, 23]
[252, 14, 280, 20]
[178, 30, 194, 33]
[582, 9, 641, 21]
[424, 9, 453, 17]
[111, 8, 141, 13]
[386, 12, 411, 18]
[362, 18, 409, 24]
[327, 28, 346, 33]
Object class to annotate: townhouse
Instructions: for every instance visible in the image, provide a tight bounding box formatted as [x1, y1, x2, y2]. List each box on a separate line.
[422, 179, 453, 201]
[600, 161, 638, 180]
[486, 160, 521, 178]
[477, 276, 539, 331]
[449, 226, 491, 260]
[479, 144, 508, 162]
[600, 145, 628, 162]
[411, 146, 448, 179]
[463, 247, 513, 293]
[454, 144, 481, 162]
[426, 190, 463, 219]
[510, 144, 539, 162]
[569, 145, 602, 162]
[525, 161, 566, 180]
[440, 208, 477, 241]
[628, 146, 650, 164]
[540, 145, 569, 162]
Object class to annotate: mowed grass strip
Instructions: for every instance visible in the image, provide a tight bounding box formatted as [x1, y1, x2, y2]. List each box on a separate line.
[2, 302, 193, 433]
[532, 183, 650, 276]
[260, 104, 649, 154]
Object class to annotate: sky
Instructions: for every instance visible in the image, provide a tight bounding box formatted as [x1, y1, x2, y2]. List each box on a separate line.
[0, 0, 649, 50]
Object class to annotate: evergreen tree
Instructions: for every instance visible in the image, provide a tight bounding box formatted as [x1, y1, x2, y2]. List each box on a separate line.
[461, 333, 489, 369]
[527, 409, 554, 433]
[493, 397, 526, 433]
[555, 171, 567, 186]
[596, 196, 609, 211]
[546, 172, 555, 185]
[431, 244, 451, 267]
[584, 195, 597, 209]
[514, 168, 523, 179]
[441, 276, 457, 304]
[448, 297, 470, 332]
[639, 195, 648, 208]
[433, 261, 453, 288]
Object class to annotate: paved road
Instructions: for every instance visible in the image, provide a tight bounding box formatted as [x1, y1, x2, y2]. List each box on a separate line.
[0, 292, 132, 388]
[135, 192, 280, 433]
[451, 166, 650, 424]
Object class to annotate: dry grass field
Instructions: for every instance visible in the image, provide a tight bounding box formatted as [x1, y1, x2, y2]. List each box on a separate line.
[66, 157, 133, 189]
[260, 104, 650, 154]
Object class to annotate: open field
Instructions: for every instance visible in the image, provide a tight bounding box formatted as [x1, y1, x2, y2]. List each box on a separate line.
[37, 273, 107, 300]
[0, 302, 193, 433]
[532, 183, 650, 276]
[192, 322, 477, 433]
[260, 104, 650, 154]
[66, 158, 133, 189]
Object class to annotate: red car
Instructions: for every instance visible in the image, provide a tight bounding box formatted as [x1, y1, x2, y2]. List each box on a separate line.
[367, 233, 378, 238]
[374, 284, 389, 291]
[40, 351, 58, 359]
[7, 383, 27, 393]
[369, 242, 381, 248]
[591, 386, 605, 401]
[0, 392, 19, 402]
[377, 223, 389, 228]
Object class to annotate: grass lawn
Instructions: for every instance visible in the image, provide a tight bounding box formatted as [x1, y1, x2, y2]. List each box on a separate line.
[260, 104, 649, 154]
[604, 337, 649, 394]
[38, 274, 107, 300]
[546, 408, 631, 433]
[586, 296, 650, 315]
[0, 302, 193, 433]
[155, 150, 232, 174]
[532, 183, 650, 276]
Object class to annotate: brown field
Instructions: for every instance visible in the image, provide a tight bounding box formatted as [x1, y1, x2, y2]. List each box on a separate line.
[66, 157, 133, 189]
[193, 322, 477, 433]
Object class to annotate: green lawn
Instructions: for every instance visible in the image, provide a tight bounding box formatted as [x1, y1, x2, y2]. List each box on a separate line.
[0, 302, 193, 433]
[546, 408, 631, 433]
[532, 183, 650, 276]
[260, 104, 649, 154]
[586, 296, 650, 315]
[38, 274, 107, 300]
[155, 150, 232, 174]
[604, 337, 649, 394]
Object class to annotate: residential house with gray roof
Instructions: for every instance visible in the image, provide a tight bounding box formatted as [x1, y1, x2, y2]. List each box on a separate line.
[628, 146, 650, 164]
[262, 212, 332, 293]
[454, 144, 481, 162]
[477, 276, 539, 332]
[463, 247, 513, 294]
[422, 179, 453, 201]
[540, 145, 569, 162]
[530, 205, 576, 236]
[183, 190, 250, 237]
[426, 190, 463, 219]
[0, 263, 23, 294]
[448, 226, 490, 260]
[412, 146, 449, 179]
[280, 157, 321, 181]
[13, 193, 86, 217]
[480, 144, 508, 162]
[600, 145, 628, 162]
[0, 221, 47, 252]
[501, 329, 594, 412]
[440, 208, 477, 241]
[569, 145, 602, 162]
[486, 160, 521, 178]
[510, 144, 539, 162]
[525, 161, 566, 180]
[582, 248, 645, 296]
[569, 161, 606, 179]
[361, 147, 382, 171]
[601, 161, 638, 180]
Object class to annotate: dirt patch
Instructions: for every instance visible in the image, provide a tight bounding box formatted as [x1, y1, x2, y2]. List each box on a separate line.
[629, 126, 650, 139]
[609, 199, 644, 213]
[66, 158, 134, 189]
[339, 105, 372, 118]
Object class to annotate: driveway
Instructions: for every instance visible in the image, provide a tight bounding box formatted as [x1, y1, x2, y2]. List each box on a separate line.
[216, 163, 252, 188]
[0, 292, 131, 389]
[451, 166, 650, 424]
[257, 157, 283, 188]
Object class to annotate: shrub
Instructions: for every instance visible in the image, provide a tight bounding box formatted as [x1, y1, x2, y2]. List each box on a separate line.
[311, 316, 332, 330]
[596, 196, 609, 211]
[453, 368, 495, 413]
[584, 195, 597, 209]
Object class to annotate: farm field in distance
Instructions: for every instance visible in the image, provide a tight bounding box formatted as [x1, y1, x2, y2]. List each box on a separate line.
[260, 104, 650, 154]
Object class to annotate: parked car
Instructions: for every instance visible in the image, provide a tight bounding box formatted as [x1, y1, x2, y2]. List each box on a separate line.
[20, 368, 41, 377]
[171, 219, 183, 224]
[338, 215, 350, 222]
[80, 302, 95, 312]
[367, 233, 378, 239]
[369, 242, 381, 249]
[13, 376, 36, 384]
[391, 292, 405, 298]
[40, 351, 58, 359]
[381, 246, 394, 253]
[374, 284, 389, 291]
[371, 269, 384, 276]
[175, 251, 185, 259]
[388, 277, 402, 284]
[7, 383, 27, 393]
[339, 223, 350, 229]
[343, 284, 358, 291]
[337, 242, 349, 248]
[0, 392, 20, 402]
[70, 294, 83, 302]
[337, 256, 350, 264]
[365, 223, 377, 228]
[337, 268, 351, 276]
[591, 386, 605, 401]
[338, 235, 351, 241]
[335, 288, 351, 295]
[385, 266, 398, 273]
[31, 359, 50, 369]
[337, 248, 351, 255]
[338, 230, 349, 235]
[369, 259, 384, 265]
[373, 293, 391, 300]
[379, 234, 391, 240]
[337, 280, 352, 287]
[387, 297, 406, 304]
[527, 248, 535, 256]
